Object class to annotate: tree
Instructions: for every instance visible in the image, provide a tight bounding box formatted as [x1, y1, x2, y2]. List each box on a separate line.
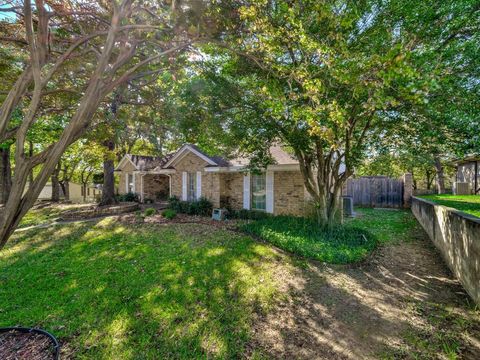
[201, 1, 429, 227]
[0, 0, 207, 248]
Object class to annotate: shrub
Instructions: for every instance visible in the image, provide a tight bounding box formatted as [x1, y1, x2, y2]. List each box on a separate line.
[162, 209, 177, 220]
[241, 215, 376, 264]
[144, 208, 156, 217]
[229, 209, 272, 220]
[167, 196, 213, 216]
[116, 192, 139, 202]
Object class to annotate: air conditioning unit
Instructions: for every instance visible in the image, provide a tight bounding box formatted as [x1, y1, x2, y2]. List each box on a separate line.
[455, 182, 471, 195]
[212, 208, 228, 221]
[342, 196, 356, 218]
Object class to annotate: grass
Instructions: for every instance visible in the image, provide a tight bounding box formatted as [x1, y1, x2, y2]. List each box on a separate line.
[18, 203, 91, 228]
[419, 194, 480, 218]
[241, 208, 416, 264]
[0, 219, 288, 358]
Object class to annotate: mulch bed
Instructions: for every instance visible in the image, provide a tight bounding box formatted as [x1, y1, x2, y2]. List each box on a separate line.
[118, 212, 241, 230]
[0, 330, 57, 360]
[61, 202, 139, 220]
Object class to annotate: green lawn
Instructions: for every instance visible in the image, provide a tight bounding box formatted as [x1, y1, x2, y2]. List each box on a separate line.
[18, 203, 92, 228]
[242, 208, 416, 264]
[1, 219, 289, 359]
[419, 194, 480, 218]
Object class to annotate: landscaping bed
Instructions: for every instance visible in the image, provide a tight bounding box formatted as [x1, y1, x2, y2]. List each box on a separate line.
[60, 202, 139, 220]
[419, 194, 480, 218]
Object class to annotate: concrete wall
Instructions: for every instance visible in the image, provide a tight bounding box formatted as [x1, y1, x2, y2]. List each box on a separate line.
[412, 196, 480, 304]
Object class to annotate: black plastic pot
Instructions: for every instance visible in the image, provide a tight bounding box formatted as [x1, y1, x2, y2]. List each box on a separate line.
[0, 326, 60, 360]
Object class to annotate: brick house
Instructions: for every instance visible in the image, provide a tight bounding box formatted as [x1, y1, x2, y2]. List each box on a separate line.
[115, 144, 311, 215]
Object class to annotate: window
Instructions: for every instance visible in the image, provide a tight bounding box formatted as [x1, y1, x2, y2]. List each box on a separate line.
[127, 173, 134, 193]
[251, 173, 266, 211]
[187, 172, 196, 201]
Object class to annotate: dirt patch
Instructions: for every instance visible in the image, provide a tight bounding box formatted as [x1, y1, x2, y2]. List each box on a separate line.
[250, 234, 480, 359]
[0, 330, 57, 360]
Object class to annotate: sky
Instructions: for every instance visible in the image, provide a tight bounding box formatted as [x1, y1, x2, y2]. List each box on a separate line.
[0, 5, 18, 22]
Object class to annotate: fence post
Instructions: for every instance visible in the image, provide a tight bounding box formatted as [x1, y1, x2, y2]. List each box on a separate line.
[403, 173, 413, 208]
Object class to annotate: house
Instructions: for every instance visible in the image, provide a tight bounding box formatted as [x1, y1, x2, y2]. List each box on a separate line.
[37, 182, 101, 203]
[454, 155, 480, 195]
[115, 144, 311, 215]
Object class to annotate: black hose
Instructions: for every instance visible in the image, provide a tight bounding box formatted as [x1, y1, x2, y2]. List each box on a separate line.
[0, 326, 60, 360]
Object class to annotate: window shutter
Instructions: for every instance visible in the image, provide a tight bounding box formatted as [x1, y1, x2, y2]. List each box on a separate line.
[182, 172, 187, 200]
[243, 173, 251, 210]
[266, 170, 274, 213]
[196, 171, 202, 199]
[132, 173, 136, 193]
[125, 174, 128, 193]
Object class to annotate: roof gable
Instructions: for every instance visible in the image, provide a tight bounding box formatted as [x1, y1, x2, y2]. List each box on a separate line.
[163, 144, 219, 168]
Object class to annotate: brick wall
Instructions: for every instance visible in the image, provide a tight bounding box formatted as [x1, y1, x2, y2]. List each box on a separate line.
[170, 152, 221, 207]
[220, 173, 244, 210]
[274, 171, 305, 215]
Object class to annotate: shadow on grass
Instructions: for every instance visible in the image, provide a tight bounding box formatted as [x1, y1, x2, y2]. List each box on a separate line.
[1, 220, 285, 358]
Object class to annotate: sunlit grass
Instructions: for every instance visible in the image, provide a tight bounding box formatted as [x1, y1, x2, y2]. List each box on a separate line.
[242, 208, 417, 263]
[419, 194, 480, 218]
[0, 220, 289, 358]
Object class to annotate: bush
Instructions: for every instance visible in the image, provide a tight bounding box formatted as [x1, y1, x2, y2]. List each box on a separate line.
[168, 196, 213, 217]
[228, 209, 272, 220]
[162, 209, 177, 220]
[116, 192, 139, 202]
[144, 208, 156, 217]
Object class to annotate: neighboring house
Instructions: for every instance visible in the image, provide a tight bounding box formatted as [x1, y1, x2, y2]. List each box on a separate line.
[454, 155, 480, 195]
[115, 144, 318, 216]
[37, 182, 101, 202]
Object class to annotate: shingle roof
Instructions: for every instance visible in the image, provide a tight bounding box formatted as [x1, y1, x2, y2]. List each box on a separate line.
[227, 144, 298, 167]
[122, 144, 298, 171]
[127, 153, 176, 171]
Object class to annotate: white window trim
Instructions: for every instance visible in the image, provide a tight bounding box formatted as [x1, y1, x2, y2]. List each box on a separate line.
[266, 170, 274, 214]
[182, 172, 188, 200]
[243, 173, 251, 210]
[196, 171, 202, 199]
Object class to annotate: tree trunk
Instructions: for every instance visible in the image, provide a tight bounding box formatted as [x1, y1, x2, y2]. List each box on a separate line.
[60, 181, 70, 201]
[99, 140, 117, 206]
[434, 156, 446, 194]
[0, 146, 12, 204]
[51, 163, 61, 202]
[28, 141, 34, 185]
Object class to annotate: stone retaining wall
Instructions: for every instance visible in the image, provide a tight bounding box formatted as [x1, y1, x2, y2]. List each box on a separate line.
[61, 203, 139, 220]
[412, 196, 480, 304]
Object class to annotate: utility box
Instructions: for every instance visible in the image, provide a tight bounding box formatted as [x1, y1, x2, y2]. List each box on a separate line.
[342, 196, 356, 218]
[455, 182, 471, 195]
[212, 208, 227, 221]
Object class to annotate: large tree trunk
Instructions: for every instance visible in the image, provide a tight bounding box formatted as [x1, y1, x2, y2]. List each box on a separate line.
[99, 140, 117, 206]
[51, 163, 61, 202]
[434, 156, 446, 194]
[0, 146, 12, 204]
[296, 146, 348, 229]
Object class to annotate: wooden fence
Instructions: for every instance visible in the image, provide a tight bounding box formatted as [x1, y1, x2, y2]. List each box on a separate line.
[344, 176, 406, 208]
